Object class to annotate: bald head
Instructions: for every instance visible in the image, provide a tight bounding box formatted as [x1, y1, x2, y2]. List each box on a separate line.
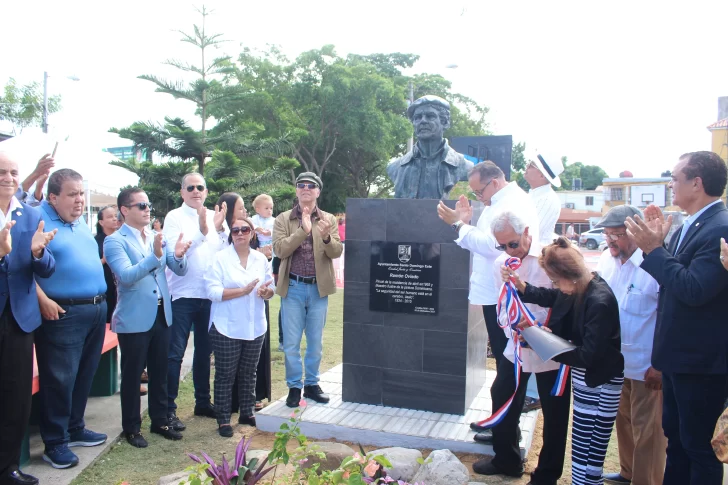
[0, 151, 20, 202]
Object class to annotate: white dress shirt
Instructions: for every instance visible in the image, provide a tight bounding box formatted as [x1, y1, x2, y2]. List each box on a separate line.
[528, 184, 561, 245]
[125, 224, 164, 297]
[492, 242, 560, 373]
[205, 244, 275, 340]
[455, 182, 541, 305]
[596, 248, 659, 380]
[163, 203, 226, 300]
[0, 196, 22, 228]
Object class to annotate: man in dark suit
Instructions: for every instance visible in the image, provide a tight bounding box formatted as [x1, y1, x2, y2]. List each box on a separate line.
[0, 151, 57, 485]
[625, 150, 728, 485]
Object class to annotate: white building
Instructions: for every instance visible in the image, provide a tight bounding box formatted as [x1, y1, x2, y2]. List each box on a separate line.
[556, 187, 604, 211]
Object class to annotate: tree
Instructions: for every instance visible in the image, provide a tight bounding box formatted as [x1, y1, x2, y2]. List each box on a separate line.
[510, 141, 530, 191]
[557, 157, 608, 191]
[661, 170, 671, 177]
[0, 78, 61, 131]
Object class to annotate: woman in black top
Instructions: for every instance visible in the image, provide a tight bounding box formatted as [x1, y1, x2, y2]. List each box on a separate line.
[505, 237, 624, 485]
[94, 206, 118, 323]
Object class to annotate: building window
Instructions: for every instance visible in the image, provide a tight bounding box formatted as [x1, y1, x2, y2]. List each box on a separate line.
[610, 187, 624, 201]
[585, 196, 594, 206]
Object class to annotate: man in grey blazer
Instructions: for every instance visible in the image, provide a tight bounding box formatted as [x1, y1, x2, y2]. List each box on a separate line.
[104, 188, 191, 448]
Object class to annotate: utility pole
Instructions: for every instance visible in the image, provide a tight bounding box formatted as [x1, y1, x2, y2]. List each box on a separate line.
[42, 71, 49, 133]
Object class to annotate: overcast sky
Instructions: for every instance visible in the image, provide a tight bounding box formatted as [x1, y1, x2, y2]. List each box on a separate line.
[3, 0, 727, 180]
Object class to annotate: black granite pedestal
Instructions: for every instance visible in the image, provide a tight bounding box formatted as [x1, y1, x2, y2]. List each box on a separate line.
[342, 198, 488, 415]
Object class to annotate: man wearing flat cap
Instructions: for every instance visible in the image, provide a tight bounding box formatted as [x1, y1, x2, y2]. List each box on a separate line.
[272, 172, 343, 408]
[387, 95, 473, 199]
[595, 205, 665, 485]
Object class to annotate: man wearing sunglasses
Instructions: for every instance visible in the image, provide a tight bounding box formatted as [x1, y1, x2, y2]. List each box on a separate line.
[104, 188, 191, 448]
[471, 210, 570, 482]
[595, 205, 664, 485]
[162, 173, 227, 431]
[272, 172, 343, 408]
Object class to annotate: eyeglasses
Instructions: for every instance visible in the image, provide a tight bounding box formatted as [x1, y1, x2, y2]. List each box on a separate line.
[186, 185, 206, 192]
[296, 183, 318, 189]
[231, 226, 252, 235]
[605, 233, 627, 241]
[470, 179, 493, 198]
[495, 241, 520, 251]
[125, 202, 152, 211]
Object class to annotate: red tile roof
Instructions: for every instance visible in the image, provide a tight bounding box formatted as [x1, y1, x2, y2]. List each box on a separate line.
[707, 118, 728, 130]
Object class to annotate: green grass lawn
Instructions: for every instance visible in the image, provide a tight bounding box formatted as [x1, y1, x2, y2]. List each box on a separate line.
[71, 292, 344, 485]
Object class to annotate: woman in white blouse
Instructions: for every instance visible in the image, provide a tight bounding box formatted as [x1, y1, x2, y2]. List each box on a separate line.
[205, 217, 275, 437]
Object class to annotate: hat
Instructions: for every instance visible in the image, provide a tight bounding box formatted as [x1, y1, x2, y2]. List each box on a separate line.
[406, 95, 451, 121]
[295, 172, 323, 190]
[533, 153, 565, 188]
[595, 205, 643, 228]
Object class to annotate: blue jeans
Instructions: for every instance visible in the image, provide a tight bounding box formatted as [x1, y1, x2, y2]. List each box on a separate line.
[281, 280, 328, 389]
[167, 298, 212, 413]
[35, 302, 106, 447]
[662, 372, 728, 485]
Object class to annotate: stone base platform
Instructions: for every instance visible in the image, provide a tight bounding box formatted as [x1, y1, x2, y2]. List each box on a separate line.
[257, 364, 539, 456]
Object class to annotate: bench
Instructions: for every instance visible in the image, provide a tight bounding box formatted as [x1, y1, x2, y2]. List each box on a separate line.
[21, 324, 119, 466]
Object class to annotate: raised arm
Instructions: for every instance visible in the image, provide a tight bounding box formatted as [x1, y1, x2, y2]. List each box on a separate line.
[104, 237, 162, 285]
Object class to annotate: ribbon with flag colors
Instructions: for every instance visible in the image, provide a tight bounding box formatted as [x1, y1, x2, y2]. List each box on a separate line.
[475, 257, 570, 429]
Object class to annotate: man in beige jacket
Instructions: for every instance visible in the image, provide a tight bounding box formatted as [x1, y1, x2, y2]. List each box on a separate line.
[272, 172, 343, 408]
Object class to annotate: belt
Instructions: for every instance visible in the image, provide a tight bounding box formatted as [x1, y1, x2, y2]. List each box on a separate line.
[55, 295, 106, 306]
[289, 273, 316, 284]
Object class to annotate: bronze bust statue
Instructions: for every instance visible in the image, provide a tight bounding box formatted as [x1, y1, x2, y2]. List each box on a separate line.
[387, 95, 473, 199]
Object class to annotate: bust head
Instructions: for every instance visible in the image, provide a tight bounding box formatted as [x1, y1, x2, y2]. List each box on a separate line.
[407, 96, 451, 142]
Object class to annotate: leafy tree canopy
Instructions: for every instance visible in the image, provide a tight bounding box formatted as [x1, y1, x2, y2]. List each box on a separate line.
[0, 78, 61, 131]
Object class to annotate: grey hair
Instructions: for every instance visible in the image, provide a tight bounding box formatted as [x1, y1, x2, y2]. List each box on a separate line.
[490, 210, 527, 236]
[181, 172, 206, 188]
[469, 160, 504, 183]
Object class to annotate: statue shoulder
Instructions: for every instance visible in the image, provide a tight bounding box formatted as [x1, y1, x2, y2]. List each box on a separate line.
[387, 151, 414, 176]
[445, 148, 474, 175]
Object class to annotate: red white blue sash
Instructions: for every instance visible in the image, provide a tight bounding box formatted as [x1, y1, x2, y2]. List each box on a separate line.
[475, 257, 570, 429]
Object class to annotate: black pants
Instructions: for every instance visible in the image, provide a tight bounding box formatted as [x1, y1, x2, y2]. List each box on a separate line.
[662, 371, 728, 485]
[483, 304, 507, 368]
[490, 356, 571, 483]
[117, 306, 170, 433]
[0, 304, 33, 479]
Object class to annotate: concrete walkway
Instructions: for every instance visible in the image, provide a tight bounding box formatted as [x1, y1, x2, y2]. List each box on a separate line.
[21, 340, 194, 485]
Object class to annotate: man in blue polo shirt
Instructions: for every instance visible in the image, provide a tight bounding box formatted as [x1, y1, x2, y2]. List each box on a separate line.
[34, 168, 108, 470]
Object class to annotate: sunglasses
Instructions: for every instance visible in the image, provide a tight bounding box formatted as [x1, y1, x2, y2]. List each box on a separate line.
[186, 185, 206, 192]
[605, 233, 627, 241]
[126, 202, 152, 211]
[296, 183, 318, 189]
[495, 241, 520, 251]
[231, 226, 252, 235]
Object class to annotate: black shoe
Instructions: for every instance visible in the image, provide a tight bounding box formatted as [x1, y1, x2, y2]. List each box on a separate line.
[5, 469, 39, 485]
[218, 425, 233, 438]
[472, 457, 524, 477]
[472, 428, 522, 444]
[150, 424, 183, 440]
[125, 432, 148, 448]
[470, 421, 488, 432]
[522, 396, 542, 413]
[286, 387, 302, 408]
[238, 415, 256, 427]
[303, 385, 330, 403]
[603, 473, 631, 484]
[194, 404, 216, 418]
[168, 413, 186, 431]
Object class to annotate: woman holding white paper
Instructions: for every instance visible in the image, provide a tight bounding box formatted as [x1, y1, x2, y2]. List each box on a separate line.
[205, 217, 275, 437]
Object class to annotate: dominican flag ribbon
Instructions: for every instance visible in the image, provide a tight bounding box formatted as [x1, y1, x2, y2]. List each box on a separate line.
[475, 257, 570, 429]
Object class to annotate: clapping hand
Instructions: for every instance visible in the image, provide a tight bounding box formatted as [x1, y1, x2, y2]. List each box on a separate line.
[174, 233, 192, 259]
[257, 245, 272, 259]
[31, 220, 57, 258]
[197, 205, 208, 235]
[316, 217, 332, 239]
[257, 280, 274, 299]
[0, 220, 15, 258]
[455, 195, 473, 224]
[153, 232, 164, 258]
[721, 238, 728, 271]
[643, 204, 672, 241]
[213, 202, 227, 233]
[241, 278, 260, 296]
[437, 196, 471, 226]
[301, 206, 312, 234]
[625, 215, 666, 255]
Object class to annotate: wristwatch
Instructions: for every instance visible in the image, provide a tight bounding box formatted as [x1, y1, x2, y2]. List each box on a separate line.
[452, 221, 464, 232]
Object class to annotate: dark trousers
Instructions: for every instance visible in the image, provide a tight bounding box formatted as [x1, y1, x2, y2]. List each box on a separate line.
[167, 298, 211, 413]
[0, 305, 33, 478]
[35, 301, 106, 447]
[209, 325, 265, 424]
[490, 356, 571, 483]
[662, 372, 728, 485]
[483, 304, 507, 368]
[117, 306, 170, 432]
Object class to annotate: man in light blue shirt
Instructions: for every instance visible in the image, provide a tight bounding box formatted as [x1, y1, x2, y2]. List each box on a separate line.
[34, 169, 108, 470]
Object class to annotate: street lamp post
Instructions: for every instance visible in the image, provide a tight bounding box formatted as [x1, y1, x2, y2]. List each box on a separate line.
[42, 71, 79, 134]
